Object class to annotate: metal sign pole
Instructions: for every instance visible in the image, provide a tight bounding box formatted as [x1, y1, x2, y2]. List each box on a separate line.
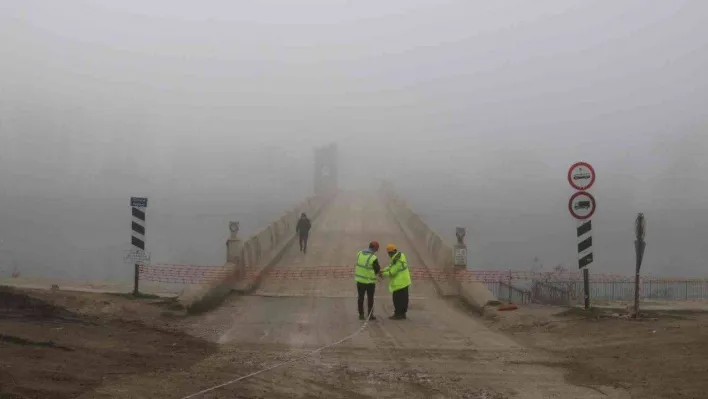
[134, 263, 140, 295]
[583, 268, 590, 310]
[634, 213, 646, 318]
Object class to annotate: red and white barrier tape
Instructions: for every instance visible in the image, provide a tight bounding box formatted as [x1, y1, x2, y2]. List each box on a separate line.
[137, 264, 707, 285]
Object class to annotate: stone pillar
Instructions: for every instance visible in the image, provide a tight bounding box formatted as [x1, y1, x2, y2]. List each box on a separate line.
[453, 227, 468, 269]
[226, 221, 242, 264]
[226, 221, 245, 281]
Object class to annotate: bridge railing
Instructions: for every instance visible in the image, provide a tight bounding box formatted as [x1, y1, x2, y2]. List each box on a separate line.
[379, 182, 500, 312]
[379, 182, 455, 296]
[179, 190, 336, 312]
[233, 191, 336, 291]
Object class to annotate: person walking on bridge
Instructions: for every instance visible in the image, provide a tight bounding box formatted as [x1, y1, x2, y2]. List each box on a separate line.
[296, 213, 311, 253]
[355, 241, 381, 320]
[380, 243, 411, 320]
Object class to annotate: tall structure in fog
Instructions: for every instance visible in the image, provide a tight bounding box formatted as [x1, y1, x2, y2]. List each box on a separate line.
[314, 143, 338, 195]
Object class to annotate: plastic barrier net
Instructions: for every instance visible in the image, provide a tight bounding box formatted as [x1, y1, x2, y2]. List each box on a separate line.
[137, 264, 708, 285]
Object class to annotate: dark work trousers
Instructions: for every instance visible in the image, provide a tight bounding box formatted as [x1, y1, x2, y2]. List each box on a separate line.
[392, 285, 409, 316]
[299, 233, 309, 253]
[356, 282, 376, 315]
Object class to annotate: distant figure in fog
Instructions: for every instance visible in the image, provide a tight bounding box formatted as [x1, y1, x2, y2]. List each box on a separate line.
[296, 213, 311, 253]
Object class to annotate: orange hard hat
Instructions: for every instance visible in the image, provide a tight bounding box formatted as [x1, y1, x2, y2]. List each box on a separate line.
[369, 241, 380, 251]
[386, 243, 397, 253]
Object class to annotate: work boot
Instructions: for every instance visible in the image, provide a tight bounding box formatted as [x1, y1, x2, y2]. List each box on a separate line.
[389, 314, 405, 320]
[369, 315, 376, 321]
[359, 313, 365, 320]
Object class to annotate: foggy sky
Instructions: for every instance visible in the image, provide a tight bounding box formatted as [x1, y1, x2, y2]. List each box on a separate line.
[1, 1, 707, 281]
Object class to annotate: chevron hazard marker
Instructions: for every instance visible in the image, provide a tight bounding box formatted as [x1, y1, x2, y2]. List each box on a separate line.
[130, 197, 148, 295]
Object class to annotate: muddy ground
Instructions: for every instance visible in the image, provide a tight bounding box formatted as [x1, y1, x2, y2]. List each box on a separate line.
[0, 286, 216, 399]
[2, 286, 707, 399]
[486, 304, 708, 399]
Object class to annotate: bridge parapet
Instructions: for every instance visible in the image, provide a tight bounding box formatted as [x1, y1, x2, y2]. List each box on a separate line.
[380, 182, 500, 313]
[180, 191, 336, 312]
[232, 192, 335, 290]
[379, 182, 455, 295]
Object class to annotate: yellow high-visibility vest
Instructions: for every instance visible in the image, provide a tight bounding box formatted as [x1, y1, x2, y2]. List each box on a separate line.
[381, 251, 411, 292]
[354, 250, 378, 284]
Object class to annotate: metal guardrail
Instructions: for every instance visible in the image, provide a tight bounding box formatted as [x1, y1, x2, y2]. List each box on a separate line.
[485, 277, 708, 305]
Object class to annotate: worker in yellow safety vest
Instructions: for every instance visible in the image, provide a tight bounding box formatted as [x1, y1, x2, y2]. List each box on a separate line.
[355, 241, 382, 320]
[379, 243, 412, 320]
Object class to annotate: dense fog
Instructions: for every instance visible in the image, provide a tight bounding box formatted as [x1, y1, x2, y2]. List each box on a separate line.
[1, 1, 707, 282]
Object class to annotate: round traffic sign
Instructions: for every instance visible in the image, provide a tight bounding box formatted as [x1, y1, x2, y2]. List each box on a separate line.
[568, 191, 596, 220]
[568, 162, 596, 190]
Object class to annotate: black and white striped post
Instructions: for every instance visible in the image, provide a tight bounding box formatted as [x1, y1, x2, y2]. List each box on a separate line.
[577, 220, 594, 269]
[130, 197, 148, 295]
[577, 219, 594, 309]
[568, 162, 596, 310]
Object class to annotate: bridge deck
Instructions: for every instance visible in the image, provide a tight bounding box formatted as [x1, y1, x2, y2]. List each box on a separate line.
[254, 192, 440, 299]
